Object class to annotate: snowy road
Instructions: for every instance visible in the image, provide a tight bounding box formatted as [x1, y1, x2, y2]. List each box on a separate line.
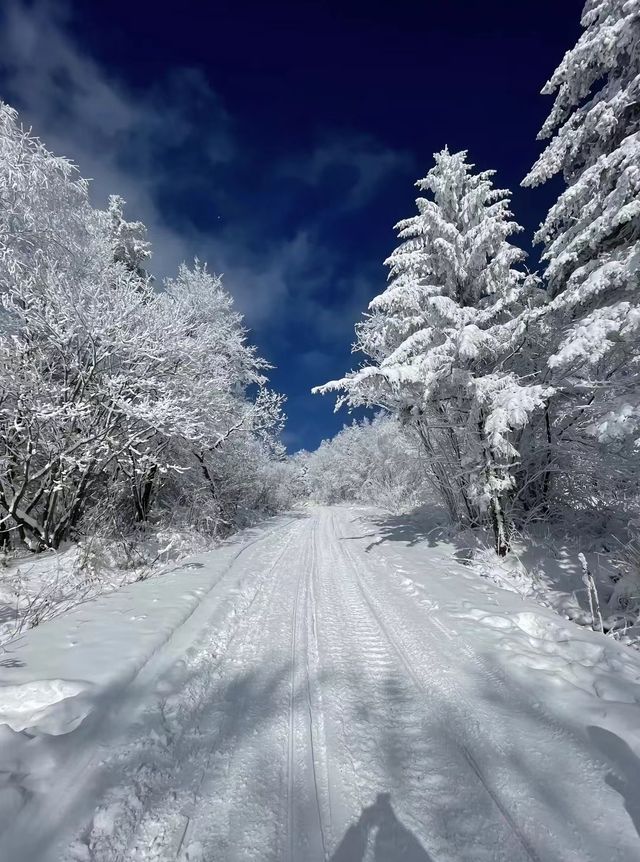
[2, 506, 640, 861]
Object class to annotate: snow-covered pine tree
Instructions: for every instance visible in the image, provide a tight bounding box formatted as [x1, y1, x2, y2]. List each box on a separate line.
[523, 0, 640, 516]
[315, 149, 549, 554]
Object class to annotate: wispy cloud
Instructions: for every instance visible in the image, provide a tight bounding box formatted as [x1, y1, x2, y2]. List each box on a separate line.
[281, 134, 413, 212]
[0, 0, 401, 346]
[0, 0, 233, 281]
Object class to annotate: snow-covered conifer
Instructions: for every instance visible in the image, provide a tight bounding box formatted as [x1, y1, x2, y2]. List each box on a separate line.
[523, 0, 640, 455]
[519, 1, 640, 529]
[316, 149, 549, 553]
[107, 194, 152, 280]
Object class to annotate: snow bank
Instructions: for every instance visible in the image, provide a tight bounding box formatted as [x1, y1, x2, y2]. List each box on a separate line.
[0, 528, 214, 646]
[453, 603, 640, 746]
[0, 535, 259, 733]
[0, 679, 95, 735]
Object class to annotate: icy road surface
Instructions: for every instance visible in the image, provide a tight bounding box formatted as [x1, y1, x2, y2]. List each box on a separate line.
[1, 506, 640, 861]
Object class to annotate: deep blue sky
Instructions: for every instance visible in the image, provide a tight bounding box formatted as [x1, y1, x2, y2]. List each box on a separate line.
[0, 0, 584, 451]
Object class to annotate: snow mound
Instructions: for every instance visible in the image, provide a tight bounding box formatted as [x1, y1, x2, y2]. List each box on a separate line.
[0, 679, 93, 734]
[512, 611, 573, 643]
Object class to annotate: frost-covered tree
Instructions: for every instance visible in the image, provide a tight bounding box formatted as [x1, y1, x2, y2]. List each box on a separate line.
[523, 0, 640, 519]
[302, 413, 430, 512]
[0, 104, 89, 298]
[0, 177, 192, 548]
[0, 101, 288, 550]
[0, 104, 151, 547]
[316, 150, 549, 554]
[159, 263, 286, 532]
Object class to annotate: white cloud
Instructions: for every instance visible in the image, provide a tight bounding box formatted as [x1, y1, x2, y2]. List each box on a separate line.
[0, 1, 398, 341]
[282, 134, 413, 211]
[0, 1, 234, 281]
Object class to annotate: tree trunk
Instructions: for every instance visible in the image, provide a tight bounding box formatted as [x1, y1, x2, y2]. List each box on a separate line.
[478, 414, 511, 557]
[133, 463, 158, 522]
[488, 482, 510, 557]
[540, 403, 553, 516]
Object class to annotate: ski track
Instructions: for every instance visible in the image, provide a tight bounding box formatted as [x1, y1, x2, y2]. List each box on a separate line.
[3, 506, 640, 862]
[336, 515, 547, 860]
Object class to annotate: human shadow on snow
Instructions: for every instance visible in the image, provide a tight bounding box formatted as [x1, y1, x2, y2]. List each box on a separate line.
[331, 792, 433, 862]
[587, 725, 640, 841]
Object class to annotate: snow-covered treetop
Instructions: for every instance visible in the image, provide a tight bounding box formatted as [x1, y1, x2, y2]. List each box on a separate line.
[315, 148, 538, 415]
[524, 0, 640, 187]
[0, 102, 90, 294]
[108, 194, 152, 278]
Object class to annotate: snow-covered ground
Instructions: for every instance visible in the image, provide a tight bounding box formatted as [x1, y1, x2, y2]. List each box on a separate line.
[0, 529, 214, 646]
[376, 505, 640, 646]
[1, 505, 640, 861]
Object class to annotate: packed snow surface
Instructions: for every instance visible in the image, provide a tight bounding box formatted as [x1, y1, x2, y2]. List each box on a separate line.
[1, 506, 640, 861]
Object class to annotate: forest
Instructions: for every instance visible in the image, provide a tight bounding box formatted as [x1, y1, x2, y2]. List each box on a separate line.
[0, 3, 639, 861]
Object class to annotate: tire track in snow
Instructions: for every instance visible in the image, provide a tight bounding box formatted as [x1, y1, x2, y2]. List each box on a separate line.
[161, 515, 327, 862]
[171, 518, 309, 861]
[302, 517, 330, 860]
[356, 528, 624, 861]
[63, 516, 308, 862]
[287, 518, 329, 862]
[164, 516, 311, 862]
[313, 509, 454, 856]
[328, 508, 542, 862]
[286, 566, 303, 862]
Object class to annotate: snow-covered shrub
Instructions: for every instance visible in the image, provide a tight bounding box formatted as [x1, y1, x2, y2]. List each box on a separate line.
[607, 533, 640, 637]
